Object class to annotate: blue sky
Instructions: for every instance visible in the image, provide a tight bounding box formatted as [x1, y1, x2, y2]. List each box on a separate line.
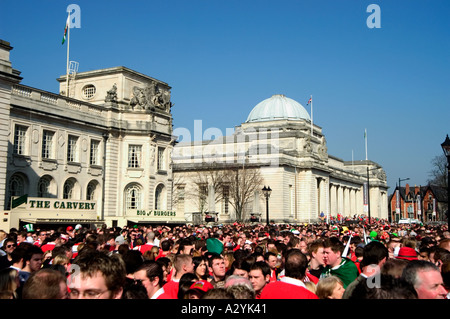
[1, 0, 449, 192]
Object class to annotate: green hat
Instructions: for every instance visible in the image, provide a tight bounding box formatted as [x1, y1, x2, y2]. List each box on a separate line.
[369, 231, 378, 238]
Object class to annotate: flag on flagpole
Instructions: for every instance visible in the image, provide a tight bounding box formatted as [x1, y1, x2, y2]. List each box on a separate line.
[62, 14, 70, 44]
[307, 97, 312, 105]
[342, 234, 352, 257]
[363, 226, 369, 244]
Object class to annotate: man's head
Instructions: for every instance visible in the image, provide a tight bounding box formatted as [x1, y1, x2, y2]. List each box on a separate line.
[173, 254, 194, 278]
[70, 250, 126, 299]
[308, 240, 325, 266]
[360, 241, 388, 269]
[146, 231, 156, 243]
[208, 254, 226, 281]
[284, 249, 308, 280]
[22, 269, 68, 299]
[133, 260, 163, 298]
[323, 237, 344, 267]
[23, 245, 44, 273]
[264, 251, 278, 270]
[249, 261, 271, 294]
[178, 238, 195, 255]
[1, 237, 16, 255]
[438, 238, 450, 252]
[402, 260, 447, 299]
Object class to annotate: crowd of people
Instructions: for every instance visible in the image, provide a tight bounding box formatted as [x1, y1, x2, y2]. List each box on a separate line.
[0, 217, 449, 300]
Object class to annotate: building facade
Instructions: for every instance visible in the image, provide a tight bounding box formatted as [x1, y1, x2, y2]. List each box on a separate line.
[1, 39, 390, 229]
[172, 94, 389, 224]
[389, 183, 448, 223]
[0, 39, 182, 230]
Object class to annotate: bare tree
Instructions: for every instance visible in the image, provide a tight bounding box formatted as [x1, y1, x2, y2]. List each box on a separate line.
[185, 164, 227, 214]
[428, 154, 448, 188]
[223, 166, 264, 222]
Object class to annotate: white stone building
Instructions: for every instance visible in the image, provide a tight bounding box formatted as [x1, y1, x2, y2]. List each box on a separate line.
[0, 40, 182, 230]
[172, 94, 389, 224]
[0, 39, 388, 229]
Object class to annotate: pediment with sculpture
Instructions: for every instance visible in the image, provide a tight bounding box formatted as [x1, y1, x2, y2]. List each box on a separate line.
[129, 82, 172, 112]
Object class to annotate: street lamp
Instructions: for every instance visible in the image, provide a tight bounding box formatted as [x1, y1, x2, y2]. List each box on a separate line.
[262, 186, 272, 226]
[441, 134, 450, 228]
[398, 177, 410, 220]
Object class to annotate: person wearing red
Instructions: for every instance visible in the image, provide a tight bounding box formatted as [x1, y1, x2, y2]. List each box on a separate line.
[158, 254, 194, 299]
[264, 251, 280, 282]
[249, 261, 271, 299]
[40, 233, 62, 253]
[33, 230, 47, 247]
[260, 249, 318, 299]
[134, 231, 156, 255]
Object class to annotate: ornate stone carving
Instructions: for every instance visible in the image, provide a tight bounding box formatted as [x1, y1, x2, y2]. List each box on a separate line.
[318, 136, 328, 158]
[303, 136, 312, 153]
[105, 83, 118, 102]
[129, 82, 171, 111]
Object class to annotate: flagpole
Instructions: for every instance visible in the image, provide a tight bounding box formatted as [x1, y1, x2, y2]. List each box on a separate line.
[310, 95, 313, 137]
[365, 128, 368, 161]
[66, 14, 70, 97]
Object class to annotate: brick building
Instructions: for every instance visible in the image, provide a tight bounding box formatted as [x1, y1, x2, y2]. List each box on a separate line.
[389, 183, 448, 223]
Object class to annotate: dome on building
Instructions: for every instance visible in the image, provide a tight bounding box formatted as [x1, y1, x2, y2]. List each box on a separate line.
[245, 94, 311, 123]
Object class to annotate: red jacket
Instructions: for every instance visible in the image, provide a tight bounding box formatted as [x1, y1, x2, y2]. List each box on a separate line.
[260, 277, 319, 299]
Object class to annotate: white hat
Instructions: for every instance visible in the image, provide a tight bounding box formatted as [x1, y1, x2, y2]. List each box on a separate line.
[75, 224, 82, 230]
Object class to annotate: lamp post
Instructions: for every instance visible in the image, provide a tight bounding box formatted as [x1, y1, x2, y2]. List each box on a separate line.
[262, 186, 272, 226]
[398, 177, 410, 220]
[441, 134, 450, 229]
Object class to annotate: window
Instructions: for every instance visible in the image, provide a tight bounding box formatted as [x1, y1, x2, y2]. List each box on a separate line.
[176, 186, 185, 213]
[90, 140, 100, 165]
[67, 135, 78, 162]
[82, 84, 96, 99]
[128, 145, 142, 168]
[9, 175, 24, 197]
[86, 181, 97, 200]
[13, 125, 28, 155]
[222, 185, 229, 214]
[157, 147, 165, 170]
[8, 175, 25, 209]
[37, 176, 51, 198]
[155, 184, 166, 210]
[42, 130, 55, 159]
[63, 179, 74, 199]
[125, 184, 142, 210]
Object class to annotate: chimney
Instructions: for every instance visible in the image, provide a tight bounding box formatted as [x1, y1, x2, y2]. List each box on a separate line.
[0, 39, 22, 83]
[405, 183, 410, 196]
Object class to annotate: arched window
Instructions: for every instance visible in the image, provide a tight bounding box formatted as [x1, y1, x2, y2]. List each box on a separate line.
[8, 174, 27, 209]
[37, 176, 51, 198]
[86, 181, 98, 201]
[63, 179, 75, 199]
[155, 184, 166, 210]
[9, 175, 24, 197]
[125, 184, 142, 210]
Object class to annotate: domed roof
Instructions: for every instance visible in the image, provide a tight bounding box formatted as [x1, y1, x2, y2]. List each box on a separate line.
[245, 94, 311, 123]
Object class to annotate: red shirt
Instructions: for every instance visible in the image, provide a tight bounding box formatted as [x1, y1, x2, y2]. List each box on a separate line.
[260, 278, 319, 299]
[135, 243, 154, 254]
[158, 279, 179, 299]
[269, 269, 278, 283]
